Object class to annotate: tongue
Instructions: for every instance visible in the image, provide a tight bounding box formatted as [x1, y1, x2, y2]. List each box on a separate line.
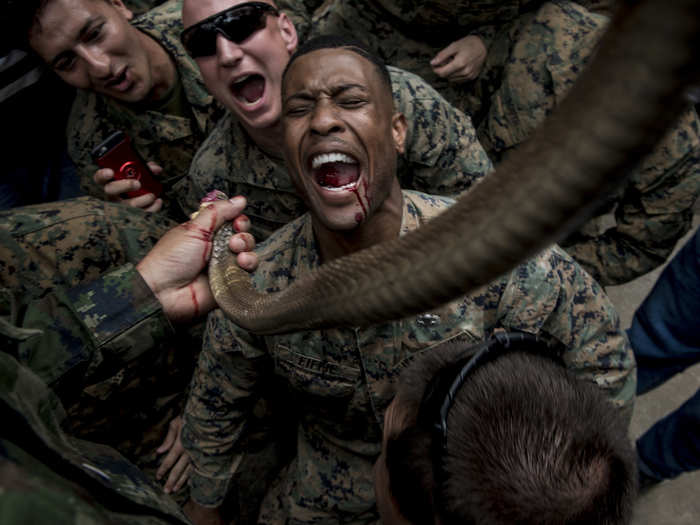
[236, 75, 265, 103]
[315, 162, 359, 188]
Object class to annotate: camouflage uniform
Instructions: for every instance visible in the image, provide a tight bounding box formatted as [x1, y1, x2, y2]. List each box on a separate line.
[183, 66, 493, 239]
[126, 0, 168, 15]
[0, 196, 174, 299]
[67, 0, 224, 221]
[0, 351, 189, 525]
[560, 107, 700, 285]
[311, 1, 535, 122]
[578, 0, 618, 16]
[182, 190, 635, 523]
[0, 197, 198, 497]
[311, 0, 700, 285]
[276, 0, 325, 42]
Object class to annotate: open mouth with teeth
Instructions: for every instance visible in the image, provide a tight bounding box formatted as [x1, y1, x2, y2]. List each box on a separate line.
[310, 152, 361, 191]
[232, 74, 266, 105]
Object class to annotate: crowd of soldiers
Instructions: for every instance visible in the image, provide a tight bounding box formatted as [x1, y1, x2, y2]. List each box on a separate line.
[1, 1, 698, 524]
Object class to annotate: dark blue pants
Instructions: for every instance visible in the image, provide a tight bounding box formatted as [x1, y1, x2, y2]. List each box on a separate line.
[629, 227, 700, 481]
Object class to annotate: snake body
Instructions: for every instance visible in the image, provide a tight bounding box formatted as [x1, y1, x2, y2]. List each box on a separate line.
[210, 0, 700, 335]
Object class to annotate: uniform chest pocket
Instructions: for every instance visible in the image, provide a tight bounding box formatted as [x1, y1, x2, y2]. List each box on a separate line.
[272, 344, 360, 399]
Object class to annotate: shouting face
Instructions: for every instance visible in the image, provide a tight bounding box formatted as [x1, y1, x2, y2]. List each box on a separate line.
[281, 47, 406, 232]
[182, 0, 297, 131]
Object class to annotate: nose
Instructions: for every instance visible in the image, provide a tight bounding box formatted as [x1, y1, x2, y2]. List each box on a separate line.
[81, 46, 111, 80]
[310, 99, 344, 136]
[216, 32, 243, 67]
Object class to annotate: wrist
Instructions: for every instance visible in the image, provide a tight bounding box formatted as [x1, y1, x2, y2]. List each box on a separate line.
[135, 259, 160, 295]
[135, 260, 176, 321]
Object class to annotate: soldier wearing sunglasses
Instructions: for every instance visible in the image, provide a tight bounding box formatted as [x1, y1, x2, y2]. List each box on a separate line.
[180, 0, 493, 242]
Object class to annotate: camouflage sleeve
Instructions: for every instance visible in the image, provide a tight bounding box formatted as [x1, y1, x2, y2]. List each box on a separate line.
[458, 0, 539, 52]
[182, 309, 269, 508]
[0, 352, 191, 525]
[498, 246, 636, 417]
[66, 90, 109, 199]
[124, 0, 168, 15]
[563, 106, 700, 285]
[388, 66, 493, 197]
[2, 264, 174, 393]
[177, 115, 234, 216]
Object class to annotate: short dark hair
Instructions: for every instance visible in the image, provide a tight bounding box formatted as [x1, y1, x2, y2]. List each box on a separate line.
[386, 338, 637, 525]
[3, 0, 113, 50]
[282, 34, 392, 94]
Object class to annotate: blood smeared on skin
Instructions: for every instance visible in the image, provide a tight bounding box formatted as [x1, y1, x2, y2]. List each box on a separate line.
[182, 222, 213, 242]
[189, 284, 199, 318]
[350, 179, 370, 223]
[183, 206, 218, 266]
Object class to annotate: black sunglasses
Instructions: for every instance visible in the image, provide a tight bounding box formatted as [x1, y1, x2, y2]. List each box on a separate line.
[181, 2, 279, 58]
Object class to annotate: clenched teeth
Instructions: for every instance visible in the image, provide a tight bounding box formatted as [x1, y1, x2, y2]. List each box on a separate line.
[311, 152, 357, 169]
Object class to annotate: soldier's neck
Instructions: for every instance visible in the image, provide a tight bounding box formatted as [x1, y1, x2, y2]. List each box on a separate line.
[315, 179, 404, 264]
[245, 120, 285, 160]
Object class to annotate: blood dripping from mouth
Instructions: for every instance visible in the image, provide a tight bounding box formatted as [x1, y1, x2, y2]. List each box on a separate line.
[350, 179, 370, 222]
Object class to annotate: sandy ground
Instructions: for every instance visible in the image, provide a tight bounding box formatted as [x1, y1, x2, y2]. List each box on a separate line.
[604, 210, 699, 525]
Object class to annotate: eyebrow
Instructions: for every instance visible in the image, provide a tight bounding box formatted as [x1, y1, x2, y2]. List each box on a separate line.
[284, 83, 368, 104]
[49, 16, 103, 68]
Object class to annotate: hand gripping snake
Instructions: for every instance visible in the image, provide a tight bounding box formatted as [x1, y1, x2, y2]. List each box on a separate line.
[209, 0, 700, 336]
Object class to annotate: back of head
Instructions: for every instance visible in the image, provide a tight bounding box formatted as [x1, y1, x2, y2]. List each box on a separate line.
[386, 336, 637, 525]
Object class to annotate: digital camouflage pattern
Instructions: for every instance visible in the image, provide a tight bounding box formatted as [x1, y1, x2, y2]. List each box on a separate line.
[182, 190, 635, 523]
[578, 0, 619, 15]
[311, 1, 608, 149]
[310, 0, 537, 122]
[182, 66, 493, 240]
[311, 0, 700, 285]
[560, 106, 700, 285]
[0, 351, 190, 525]
[126, 0, 168, 15]
[0, 197, 198, 498]
[276, 0, 325, 43]
[0, 196, 173, 299]
[469, 2, 700, 285]
[67, 0, 224, 221]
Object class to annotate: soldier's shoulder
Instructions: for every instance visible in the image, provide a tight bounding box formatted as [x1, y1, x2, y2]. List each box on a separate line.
[515, 243, 606, 300]
[404, 190, 455, 218]
[388, 65, 433, 94]
[133, 0, 183, 32]
[190, 113, 237, 169]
